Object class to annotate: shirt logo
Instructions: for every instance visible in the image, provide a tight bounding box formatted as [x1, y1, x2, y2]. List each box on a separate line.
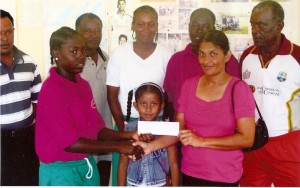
[277, 71, 287, 82]
[243, 69, 251, 80]
[91, 99, 97, 109]
[257, 86, 280, 96]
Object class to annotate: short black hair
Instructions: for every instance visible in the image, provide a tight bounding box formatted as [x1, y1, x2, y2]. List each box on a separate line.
[75, 13, 102, 31]
[190, 8, 216, 25]
[118, 0, 126, 5]
[252, 0, 284, 22]
[119, 34, 127, 41]
[132, 5, 158, 24]
[0, 9, 14, 26]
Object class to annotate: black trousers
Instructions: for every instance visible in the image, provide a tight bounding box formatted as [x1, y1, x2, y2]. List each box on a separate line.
[182, 173, 239, 187]
[1, 126, 39, 186]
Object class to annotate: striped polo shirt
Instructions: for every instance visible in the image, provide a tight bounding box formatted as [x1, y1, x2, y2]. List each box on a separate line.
[0, 46, 42, 131]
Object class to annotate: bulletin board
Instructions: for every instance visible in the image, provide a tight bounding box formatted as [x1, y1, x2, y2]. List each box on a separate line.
[2, 0, 293, 78]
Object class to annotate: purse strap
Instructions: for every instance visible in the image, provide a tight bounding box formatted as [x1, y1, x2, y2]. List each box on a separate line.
[254, 101, 263, 120]
[231, 80, 263, 120]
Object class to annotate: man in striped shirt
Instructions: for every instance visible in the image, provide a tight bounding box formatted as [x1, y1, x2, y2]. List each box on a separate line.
[0, 9, 42, 185]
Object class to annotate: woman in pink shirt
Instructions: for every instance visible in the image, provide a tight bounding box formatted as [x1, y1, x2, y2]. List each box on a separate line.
[177, 30, 255, 186]
[35, 27, 143, 186]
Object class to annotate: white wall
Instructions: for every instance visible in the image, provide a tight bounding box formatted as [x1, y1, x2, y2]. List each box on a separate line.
[1, 0, 300, 80]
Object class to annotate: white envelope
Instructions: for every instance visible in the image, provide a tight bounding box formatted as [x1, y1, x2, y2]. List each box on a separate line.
[137, 121, 179, 136]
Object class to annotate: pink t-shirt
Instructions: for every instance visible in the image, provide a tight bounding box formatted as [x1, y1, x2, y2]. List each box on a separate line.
[35, 67, 105, 163]
[178, 76, 255, 183]
[163, 43, 241, 113]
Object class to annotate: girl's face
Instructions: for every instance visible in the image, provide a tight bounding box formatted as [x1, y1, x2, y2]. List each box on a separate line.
[132, 11, 158, 44]
[133, 91, 164, 121]
[54, 36, 86, 81]
[198, 41, 231, 77]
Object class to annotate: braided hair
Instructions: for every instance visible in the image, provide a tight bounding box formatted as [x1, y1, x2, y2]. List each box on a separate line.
[49, 26, 84, 65]
[125, 82, 169, 122]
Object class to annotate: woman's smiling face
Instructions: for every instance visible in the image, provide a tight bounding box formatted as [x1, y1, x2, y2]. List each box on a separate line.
[132, 10, 158, 44]
[198, 41, 230, 77]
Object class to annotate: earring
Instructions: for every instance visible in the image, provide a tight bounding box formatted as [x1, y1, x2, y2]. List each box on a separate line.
[132, 31, 136, 40]
[55, 57, 58, 61]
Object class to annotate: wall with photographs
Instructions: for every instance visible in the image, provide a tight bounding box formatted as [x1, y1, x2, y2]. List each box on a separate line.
[1, 0, 299, 79]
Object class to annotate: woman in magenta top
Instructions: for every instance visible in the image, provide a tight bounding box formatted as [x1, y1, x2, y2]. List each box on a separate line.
[35, 27, 143, 186]
[177, 30, 255, 186]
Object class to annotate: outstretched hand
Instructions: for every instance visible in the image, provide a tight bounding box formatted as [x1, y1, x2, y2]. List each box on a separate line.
[132, 141, 153, 156]
[138, 133, 155, 142]
[131, 132, 155, 142]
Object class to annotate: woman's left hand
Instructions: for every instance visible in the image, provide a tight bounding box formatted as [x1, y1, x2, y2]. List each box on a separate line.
[179, 129, 204, 147]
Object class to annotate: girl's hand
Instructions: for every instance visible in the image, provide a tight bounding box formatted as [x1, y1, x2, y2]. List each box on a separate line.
[139, 133, 154, 142]
[131, 132, 154, 142]
[179, 129, 204, 147]
[132, 141, 154, 156]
